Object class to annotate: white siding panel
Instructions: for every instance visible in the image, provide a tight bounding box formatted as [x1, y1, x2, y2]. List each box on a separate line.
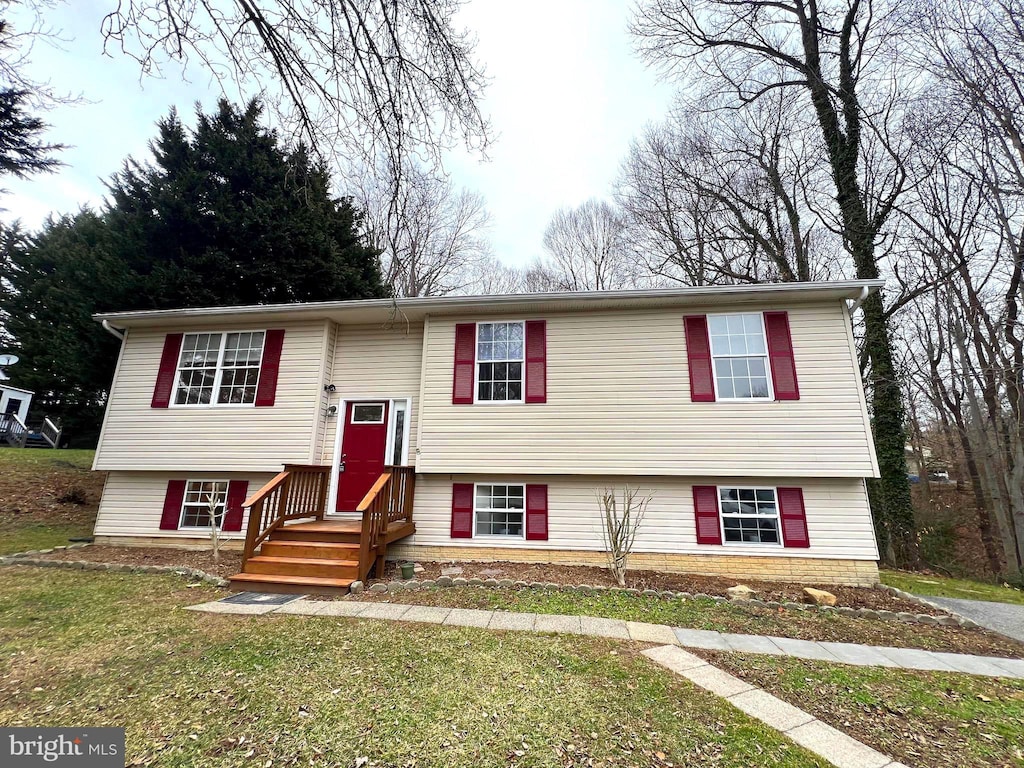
[93, 471, 274, 539]
[417, 302, 876, 477]
[321, 322, 424, 466]
[94, 321, 327, 472]
[409, 474, 878, 560]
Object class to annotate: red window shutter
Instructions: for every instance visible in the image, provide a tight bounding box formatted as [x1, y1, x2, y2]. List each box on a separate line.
[683, 316, 716, 402]
[159, 480, 187, 530]
[525, 484, 549, 540]
[222, 480, 249, 532]
[778, 487, 810, 548]
[255, 329, 285, 407]
[451, 483, 474, 538]
[524, 320, 547, 404]
[764, 311, 800, 400]
[692, 485, 722, 545]
[452, 323, 476, 404]
[151, 333, 183, 408]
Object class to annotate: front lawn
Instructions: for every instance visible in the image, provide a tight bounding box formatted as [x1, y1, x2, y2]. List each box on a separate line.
[343, 585, 1024, 657]
[0, 567, 825, 767]
[0, 447, 101, 554]
[698, 651, 1024, 768]
[881, 570, 1024, 607]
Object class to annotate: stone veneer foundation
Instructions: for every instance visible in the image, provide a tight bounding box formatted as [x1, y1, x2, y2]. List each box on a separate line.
[386, 544, 880, 587]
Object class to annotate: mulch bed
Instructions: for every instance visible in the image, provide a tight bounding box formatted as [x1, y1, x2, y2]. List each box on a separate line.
[373, 559, 942, 614]
[38, 545, 242, 578]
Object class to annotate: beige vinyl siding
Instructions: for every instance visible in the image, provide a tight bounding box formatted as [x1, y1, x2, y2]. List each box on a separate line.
[93, 471, 274, 540]
[409, 474, 878, 561]
[93, 321, 327, 472]
[321, 322, 424, 466]
[313, 321, 339, 464]
[417, 302, 877, 477]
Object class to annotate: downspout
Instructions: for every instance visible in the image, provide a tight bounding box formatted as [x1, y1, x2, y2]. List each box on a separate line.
[101, 319, 125, 341]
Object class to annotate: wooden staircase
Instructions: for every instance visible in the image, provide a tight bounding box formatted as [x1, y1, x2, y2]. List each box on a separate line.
[229, 465, 415, 595]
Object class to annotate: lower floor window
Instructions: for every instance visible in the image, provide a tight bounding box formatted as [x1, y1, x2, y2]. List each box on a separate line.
[719, 487, 780, 544]
[180, 480, 228, 528]
[475, 484, 525, 536]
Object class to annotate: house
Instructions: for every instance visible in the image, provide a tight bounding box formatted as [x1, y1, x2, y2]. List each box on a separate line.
[90, 280, 883, 592]
[0, 383, 34, 447]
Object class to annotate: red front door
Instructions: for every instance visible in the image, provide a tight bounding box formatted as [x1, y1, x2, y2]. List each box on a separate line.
[336, 401, 389, 511]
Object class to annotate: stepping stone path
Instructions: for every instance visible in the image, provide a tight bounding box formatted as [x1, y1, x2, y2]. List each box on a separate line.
[187, 596, 1024, 768]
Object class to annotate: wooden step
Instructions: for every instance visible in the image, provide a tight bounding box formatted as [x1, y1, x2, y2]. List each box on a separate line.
[229, 572, 354, 596]
[260, 540, 360, 560]
[244, 555, 359, 580]
[271, 524, 361, 544]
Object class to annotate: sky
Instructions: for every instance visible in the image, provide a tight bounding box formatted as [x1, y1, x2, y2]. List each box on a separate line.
[1, 1, 676, 268]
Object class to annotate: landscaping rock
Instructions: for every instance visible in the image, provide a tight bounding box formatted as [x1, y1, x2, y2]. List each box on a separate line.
[368, 583, 388, 593]
[802, 587, 837, 606]
[498, 579, 514, 588]
[413, 563, 425, 573]
[440, 566, 463, 576]
[727, 585, 757, 601]
[436, 576, 453, 587]
[419, 579, 436, 588]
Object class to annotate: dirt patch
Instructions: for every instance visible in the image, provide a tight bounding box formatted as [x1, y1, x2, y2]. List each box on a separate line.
[0, 455, 103, 533]
[373, 559, 940, 614]
[38, 545, 242, 578]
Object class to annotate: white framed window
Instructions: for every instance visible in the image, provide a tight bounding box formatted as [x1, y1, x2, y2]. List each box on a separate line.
[718, 487, 781, 545]
[179, 480, 228, 529]
[351, 403, 385, 424]
[174, 331, 265, 406]
[708, 313, 772, 400]
[476, 321, 524, 402]
[474, 483, 525, 537]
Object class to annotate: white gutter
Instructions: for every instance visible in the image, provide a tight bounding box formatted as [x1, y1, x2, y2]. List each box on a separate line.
[101, 319, 125, 341]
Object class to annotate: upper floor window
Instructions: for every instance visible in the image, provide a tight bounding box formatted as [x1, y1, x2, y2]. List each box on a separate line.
[708, 314, 772, 400]
[179, 480, 228, 528]
[174, 331, 265, 406]
[477, 321, 524, 402]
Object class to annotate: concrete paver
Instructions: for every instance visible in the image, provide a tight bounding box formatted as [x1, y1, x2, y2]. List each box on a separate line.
[316, 601, 368, 617]
[817, 642, 900, 668]
[724, 634, 785, 655]
[677, 662, 756, 697]
[356, 603, 411, 620]
[402, 605, 452, 624]
[442, 607, 494, 628]
[626, 621, 679, 645]
[727, 689, 815, 731]
[768, 636, 841, 662]
[641, 645, 709, 674]
[273, 599, 327, 615]
[488, 611, 538, 631]
[535, 614, 583, 634]
[673, 627, 731, 650]
[580, 616, 630, 639]
[871, 647, 957, 672]
[785, 720, 893, 768]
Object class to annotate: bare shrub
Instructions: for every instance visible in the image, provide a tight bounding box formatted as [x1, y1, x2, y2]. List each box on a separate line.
[598, 486, 653, 586]
[56, 485, 88, 505]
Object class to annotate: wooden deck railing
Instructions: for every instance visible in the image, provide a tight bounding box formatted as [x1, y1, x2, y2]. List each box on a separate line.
[356, 465, 415, 581]
[0, 413, 27, 448]
[240, 464, 331, 568]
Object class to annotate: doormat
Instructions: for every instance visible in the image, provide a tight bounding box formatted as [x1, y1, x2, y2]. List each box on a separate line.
[220, 592, 303, 606]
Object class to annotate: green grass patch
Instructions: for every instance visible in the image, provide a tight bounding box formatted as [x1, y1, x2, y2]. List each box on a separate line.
[882, 570, 1024, 606]
[0, 567, 825, 767]
[705, 651, 1024, 768]
[0, 522, 94, 555]
[349, 586, 1024, 656]
[0, 447, 96, 470]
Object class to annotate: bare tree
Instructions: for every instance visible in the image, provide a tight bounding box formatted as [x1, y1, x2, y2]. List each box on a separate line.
[540, 199, 647, 291]
[631, 0, 917, 565]
[16, 1, 490, 175]
[617, 92, 844, 286]
[358, 160, 492, 297]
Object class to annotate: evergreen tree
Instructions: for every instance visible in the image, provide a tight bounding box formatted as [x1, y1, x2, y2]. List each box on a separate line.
[2, 98, 385, 445]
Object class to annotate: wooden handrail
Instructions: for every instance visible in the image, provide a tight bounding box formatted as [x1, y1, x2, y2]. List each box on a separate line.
[356, 465, 415, 581]
[240, 464, 331, 568]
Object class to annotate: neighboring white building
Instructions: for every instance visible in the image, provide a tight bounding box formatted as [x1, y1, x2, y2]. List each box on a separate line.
[0, 384, 33, 423]
[90, 280, 884, 592]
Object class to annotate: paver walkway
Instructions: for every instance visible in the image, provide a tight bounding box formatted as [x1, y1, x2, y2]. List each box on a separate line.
[922, 595, 1024, 644]
[187, 596, 1024, 679]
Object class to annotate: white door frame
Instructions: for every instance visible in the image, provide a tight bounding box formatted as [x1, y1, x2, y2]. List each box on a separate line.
[326, 395, 412, 515]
